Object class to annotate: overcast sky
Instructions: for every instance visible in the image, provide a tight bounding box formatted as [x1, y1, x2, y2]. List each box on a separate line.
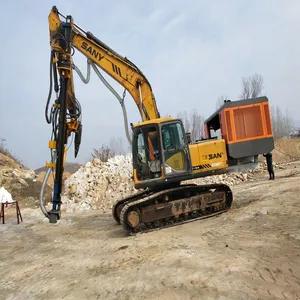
[1, 0, 300, 169]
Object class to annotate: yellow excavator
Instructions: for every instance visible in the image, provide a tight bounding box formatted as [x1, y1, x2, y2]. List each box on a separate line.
[40, 6, 273, 234]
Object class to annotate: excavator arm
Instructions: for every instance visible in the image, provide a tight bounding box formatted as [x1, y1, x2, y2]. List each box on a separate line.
[48, 6, 160, 121]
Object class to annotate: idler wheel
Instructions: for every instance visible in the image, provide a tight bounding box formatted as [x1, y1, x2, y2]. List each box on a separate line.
[127, 210, 140, 229]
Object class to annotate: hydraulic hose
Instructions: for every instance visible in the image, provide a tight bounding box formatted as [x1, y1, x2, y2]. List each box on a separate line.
[90, 62, 132, 145]
[40, 167, 51, 218]
[45, 51, 54, 124]
[72, 60, 132, 145]
[72, 60, 91, 84]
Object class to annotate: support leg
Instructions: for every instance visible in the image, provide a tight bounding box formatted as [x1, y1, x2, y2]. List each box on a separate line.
[16, 201, 23, 224]
[0, 203, 4, 224]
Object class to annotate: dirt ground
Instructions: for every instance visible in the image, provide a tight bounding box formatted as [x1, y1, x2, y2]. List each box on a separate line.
[272, 137, 300, 163]
[1, 162, 300, 300]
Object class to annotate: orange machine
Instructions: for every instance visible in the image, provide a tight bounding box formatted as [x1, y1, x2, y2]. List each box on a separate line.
[204, 96, 274, 169]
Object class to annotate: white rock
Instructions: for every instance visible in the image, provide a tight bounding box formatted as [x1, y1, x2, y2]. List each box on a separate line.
[18, 178, 29, 187]
[23, 170, 36, 180]
[61, 154, 135, 212]
[0, 187, 14, 203]
[12, 169, 22, 178]
[69, 184, 77, 195]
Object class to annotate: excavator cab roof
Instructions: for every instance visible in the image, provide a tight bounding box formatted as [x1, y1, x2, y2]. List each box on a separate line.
[134, 117, 175, 127]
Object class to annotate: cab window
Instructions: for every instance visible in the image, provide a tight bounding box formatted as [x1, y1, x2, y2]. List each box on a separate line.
[162, 122, 185, 150]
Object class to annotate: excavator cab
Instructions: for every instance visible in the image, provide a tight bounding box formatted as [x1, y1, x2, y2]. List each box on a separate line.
[132, 118, 192, 190]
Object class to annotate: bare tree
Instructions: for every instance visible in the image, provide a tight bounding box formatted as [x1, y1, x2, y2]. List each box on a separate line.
[91, 136, 129, 162]
[240, 76, 251, 99]
[108, 137, 126, 155]
[0, 137, 25, 167]
[177, 111, 191, 135]
[271, 106, 293, 139]
[177, 109, 204, 142]
[91, 145, 115, 162]
[240, 73, 264, 99]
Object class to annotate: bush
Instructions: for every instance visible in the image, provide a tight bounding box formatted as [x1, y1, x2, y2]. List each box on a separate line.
[91, 145, 116, 162]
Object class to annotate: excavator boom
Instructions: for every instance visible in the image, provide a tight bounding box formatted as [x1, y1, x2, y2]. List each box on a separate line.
[48, 6, 160, 121]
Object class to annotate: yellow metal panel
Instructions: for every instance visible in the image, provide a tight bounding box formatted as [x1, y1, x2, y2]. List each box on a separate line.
[133, 169, 139, 184]
[134, 117, 175, 127]
[189, 139, 228, 174]
[189, 145, 201, 166]
[63, 146, 67, 165]
[48, 10, 61, 36]
[166, 152, 184, 170]
[48, 140, 56, 149]
[46, 162, 56, 168]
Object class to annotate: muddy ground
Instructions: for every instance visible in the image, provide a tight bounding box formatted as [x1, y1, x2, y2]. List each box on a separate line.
[1, 162, 300, 300]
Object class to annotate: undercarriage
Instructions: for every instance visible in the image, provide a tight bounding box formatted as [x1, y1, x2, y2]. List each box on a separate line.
[112, 183, 232, 234]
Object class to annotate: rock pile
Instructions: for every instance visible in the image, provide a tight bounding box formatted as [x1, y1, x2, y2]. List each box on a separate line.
[0, 156, 52, 207]
[0, 167, 37, 190]
[62, 155, 263, 213]
[62, 155, 136, 213]
[185, 169, 259, 187]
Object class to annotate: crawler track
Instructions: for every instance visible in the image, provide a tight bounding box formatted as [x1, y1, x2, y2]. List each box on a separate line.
[113, 183, 232, 235]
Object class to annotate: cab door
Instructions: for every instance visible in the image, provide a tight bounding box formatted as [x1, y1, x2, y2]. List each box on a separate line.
[133, 125, 162, 181]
